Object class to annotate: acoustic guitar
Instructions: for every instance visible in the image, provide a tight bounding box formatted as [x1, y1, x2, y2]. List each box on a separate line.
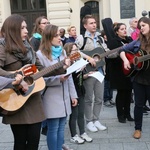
[122, 50, 150, 77]
[0, 52, 81, 115]
[13, 64, 37, 77]
[82, 46, 121, 72]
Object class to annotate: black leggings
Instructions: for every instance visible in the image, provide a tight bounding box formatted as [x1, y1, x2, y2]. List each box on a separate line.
[116, 89, 132, 118]
[11, 122, 41, 150]
[69, 96, 85, 137]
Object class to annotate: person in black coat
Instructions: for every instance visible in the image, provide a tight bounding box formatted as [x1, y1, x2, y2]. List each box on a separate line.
[30, 16, 50, 51]
[102, 18, 134, 123]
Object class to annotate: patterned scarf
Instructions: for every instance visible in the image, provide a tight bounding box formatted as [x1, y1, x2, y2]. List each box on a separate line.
[12, 40, 36, 65]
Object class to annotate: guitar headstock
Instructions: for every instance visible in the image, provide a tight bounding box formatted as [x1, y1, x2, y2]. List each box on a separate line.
[22, 64, 37, 76]
[69, 52, 81, 62]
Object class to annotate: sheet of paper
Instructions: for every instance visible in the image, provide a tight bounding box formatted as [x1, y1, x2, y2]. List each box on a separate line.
[65, 58, 89, 76]
[88, 71, 104, 83]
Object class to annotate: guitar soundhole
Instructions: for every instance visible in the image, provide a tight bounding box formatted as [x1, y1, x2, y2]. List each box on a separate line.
[93, 54, 100, 62]
[24, 76, 34, 85]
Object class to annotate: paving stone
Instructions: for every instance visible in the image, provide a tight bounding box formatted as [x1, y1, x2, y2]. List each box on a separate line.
[1, 91, 150, 150]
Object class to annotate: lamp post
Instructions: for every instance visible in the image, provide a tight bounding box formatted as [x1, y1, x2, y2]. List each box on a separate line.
[142, 10, 148, 17]
[141, 10, 150, 18]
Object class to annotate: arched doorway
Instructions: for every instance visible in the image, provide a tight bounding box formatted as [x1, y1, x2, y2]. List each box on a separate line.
[80, 1, 100, 34]
[85, 1, 100, 29]
[10, 0, 46, 37]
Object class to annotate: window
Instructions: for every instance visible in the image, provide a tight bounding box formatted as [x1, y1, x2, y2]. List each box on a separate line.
[22, 0, 27, 10]
[10, 0, 46, 36]
[10, 0, 19, 10]
[39, 0, 46, 9]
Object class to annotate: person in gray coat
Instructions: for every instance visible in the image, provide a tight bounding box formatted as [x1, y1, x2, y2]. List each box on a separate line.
[36, 24, 78, 150]
[0, 14, 69, 150]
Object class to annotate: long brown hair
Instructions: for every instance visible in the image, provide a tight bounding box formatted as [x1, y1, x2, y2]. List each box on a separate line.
[31, 16, 48, 35]
[1, 14, 27, 53]
[39, 24, 58, 60]
[137, 17, 150, 51]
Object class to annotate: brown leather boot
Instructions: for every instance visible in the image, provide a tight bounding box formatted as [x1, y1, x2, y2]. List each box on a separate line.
[133, 130, 141, 139]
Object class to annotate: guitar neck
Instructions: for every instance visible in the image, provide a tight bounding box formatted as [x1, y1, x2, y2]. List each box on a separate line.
[135, 54, 150, 65]
[100, 47, 121, 58]
[32, 60, 65, 80]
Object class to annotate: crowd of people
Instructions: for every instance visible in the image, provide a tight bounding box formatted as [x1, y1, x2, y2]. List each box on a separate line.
[0, 11, 150, 150]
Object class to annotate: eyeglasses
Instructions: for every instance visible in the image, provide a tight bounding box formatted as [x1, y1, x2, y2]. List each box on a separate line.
[40, 22, 50, 25]
[71, 48, 79, 52]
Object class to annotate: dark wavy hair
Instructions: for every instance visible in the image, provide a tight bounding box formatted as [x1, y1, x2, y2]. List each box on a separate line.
[113, 22, 126, 33]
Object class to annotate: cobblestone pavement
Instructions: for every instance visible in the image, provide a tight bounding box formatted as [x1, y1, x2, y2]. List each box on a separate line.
[1, 93, 150, 150]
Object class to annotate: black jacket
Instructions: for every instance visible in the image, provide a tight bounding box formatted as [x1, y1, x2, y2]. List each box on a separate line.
[102, 18, 133, 89]
[30, 37, 41, 52]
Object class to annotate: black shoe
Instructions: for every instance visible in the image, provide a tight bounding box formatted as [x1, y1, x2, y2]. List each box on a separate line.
[126, 116, 134, 121]
[118, 118, 126, 123]
[118, 117, 126, 123]
[143, 105, 150, 111]
[41, 126, 47, 135]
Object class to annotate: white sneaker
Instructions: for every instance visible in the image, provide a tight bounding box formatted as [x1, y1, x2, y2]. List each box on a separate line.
[62, 144, 73, 150]
[94, 121, 107, 131]
[70, 134, 85, 144]
[80, 132, 93, 142]
[86, 122, 98, 132]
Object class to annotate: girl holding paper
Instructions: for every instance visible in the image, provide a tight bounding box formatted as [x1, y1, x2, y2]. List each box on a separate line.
[64, 42, 93, 144]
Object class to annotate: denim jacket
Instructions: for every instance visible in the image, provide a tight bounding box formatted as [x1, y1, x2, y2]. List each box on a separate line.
[119, 40, 141, 53]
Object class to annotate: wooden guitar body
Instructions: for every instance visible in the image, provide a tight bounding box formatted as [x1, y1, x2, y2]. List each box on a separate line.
[0, 76, 45, 115]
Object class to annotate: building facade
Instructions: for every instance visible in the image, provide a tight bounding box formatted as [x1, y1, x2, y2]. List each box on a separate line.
[0, 0, 150, 36]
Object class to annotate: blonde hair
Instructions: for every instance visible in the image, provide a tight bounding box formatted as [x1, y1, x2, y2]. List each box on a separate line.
[67, 25, 76, 33]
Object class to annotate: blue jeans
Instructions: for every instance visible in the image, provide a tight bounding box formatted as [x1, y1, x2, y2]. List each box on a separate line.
[104, 79, 113, 102]
[47, 117, 67, 150]
[133, 82, 150, 130]
[42, 120, 47, 128]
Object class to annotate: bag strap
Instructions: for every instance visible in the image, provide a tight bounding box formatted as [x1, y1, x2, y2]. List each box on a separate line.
[80, 34, 103, 50]
[80, 34, 87, 50]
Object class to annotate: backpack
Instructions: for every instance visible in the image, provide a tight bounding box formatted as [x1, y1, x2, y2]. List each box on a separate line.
[80, 34, 103, 50]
